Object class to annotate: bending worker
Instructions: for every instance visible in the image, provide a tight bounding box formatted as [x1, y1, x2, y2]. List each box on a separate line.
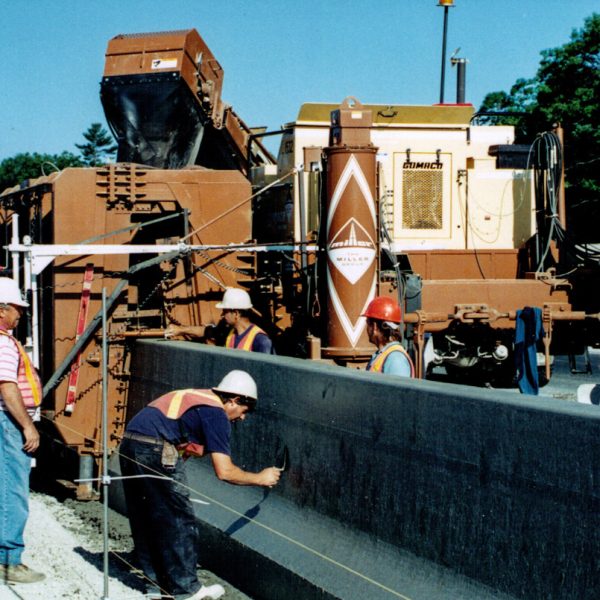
[363, 296, 415, 377]
[119, 370, 281, 600]
[166, 287, 274, 354]
[0, 278, 45, 584]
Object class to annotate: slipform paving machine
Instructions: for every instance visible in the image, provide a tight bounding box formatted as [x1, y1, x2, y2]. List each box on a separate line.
[2, 28, 600, 495]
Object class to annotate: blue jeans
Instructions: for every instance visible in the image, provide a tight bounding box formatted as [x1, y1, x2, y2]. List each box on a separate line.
[119, 437, 201, 599]
[0, 410, 31, 566]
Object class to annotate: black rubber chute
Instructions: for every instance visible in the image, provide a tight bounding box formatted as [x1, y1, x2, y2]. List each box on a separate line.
[101, 73, 205, 169]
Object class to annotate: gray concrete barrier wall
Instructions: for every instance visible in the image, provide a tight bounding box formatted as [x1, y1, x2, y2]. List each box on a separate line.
[129, 340, 600, 600]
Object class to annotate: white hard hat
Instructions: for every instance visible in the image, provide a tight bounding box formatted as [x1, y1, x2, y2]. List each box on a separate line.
[216, 288, 253, 310]
[0, 278, 29, 307]
[212, 370, 258, 402]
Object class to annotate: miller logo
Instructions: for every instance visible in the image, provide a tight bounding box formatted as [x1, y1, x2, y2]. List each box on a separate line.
[328, 219, 376, 284]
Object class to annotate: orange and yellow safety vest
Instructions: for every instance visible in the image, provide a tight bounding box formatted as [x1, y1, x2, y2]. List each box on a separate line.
[148, 388, 224, 457]
[367, 343, 415, 377]
[225, 324, 266, 352]
[0, 329, 42, 408]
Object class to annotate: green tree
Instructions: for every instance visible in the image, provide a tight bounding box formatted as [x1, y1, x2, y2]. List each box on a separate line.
[479, 13, 600, 229]
[478, 78, 541, 140]
[76, 122, 117, 166]
[0, 151, 83, 193]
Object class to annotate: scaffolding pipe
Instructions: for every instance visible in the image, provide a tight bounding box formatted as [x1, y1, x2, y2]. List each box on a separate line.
[101, 288, 110, 599]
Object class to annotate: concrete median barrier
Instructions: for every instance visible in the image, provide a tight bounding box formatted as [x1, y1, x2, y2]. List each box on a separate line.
[122, 339, 600, 600]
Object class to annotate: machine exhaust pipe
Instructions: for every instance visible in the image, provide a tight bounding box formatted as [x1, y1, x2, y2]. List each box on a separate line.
[451, 56, 467, 104]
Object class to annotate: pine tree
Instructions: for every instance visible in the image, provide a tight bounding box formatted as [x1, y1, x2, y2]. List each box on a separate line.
[76, 123, 118, 166]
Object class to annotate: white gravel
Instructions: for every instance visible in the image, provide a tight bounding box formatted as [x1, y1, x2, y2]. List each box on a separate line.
[0, 492, 251, 600]
[0, 492, 146, 599]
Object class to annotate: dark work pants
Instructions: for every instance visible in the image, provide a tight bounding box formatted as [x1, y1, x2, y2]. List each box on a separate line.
[119, 437, 201, 599]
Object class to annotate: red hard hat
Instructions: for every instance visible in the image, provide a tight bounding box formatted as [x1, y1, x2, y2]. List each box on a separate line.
[362, 296, 402, 323]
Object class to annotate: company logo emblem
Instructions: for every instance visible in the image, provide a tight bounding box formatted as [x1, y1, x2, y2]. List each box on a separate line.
[402, 161, 443, 170]
[328, 219, 376, 284]
[151, 58, 178, 70]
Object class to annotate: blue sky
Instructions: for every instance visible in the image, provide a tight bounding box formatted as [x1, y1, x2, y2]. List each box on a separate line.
[0, 0, 597, 160]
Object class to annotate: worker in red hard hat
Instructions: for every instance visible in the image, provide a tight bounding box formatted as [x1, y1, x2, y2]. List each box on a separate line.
[362, 296, 415, 377]
[165, 287, 274, 354]
[120, 370, 281, 600]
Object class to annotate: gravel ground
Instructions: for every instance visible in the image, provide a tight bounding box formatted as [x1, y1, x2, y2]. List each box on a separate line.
[0, 491, 252, 600]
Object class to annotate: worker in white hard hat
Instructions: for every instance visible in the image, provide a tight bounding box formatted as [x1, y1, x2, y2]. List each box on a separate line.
[119, 369, 280, 600]
[165, 287, 274, 354]
[0, 278, 45, 584]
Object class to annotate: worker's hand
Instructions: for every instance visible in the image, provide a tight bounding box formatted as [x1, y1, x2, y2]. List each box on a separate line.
[164, 325, 182, 339]
[258, 467, 281, 488]
[22, 423, 40, 453]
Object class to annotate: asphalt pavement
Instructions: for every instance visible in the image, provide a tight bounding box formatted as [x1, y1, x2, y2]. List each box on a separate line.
[538, 348, 599, 402]
[428, 348, 600, 402]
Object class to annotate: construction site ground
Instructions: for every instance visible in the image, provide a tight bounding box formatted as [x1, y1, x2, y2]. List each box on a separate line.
[0, 490, 251, 600]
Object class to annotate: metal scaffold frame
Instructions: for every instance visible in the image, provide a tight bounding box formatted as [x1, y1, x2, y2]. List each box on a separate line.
[7, 214, 317, 374]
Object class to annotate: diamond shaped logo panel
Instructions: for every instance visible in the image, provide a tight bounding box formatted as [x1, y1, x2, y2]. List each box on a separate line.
[326, 153, 377, 349]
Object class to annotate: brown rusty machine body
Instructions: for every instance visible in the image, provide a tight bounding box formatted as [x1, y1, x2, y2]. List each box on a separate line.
[0, 29, 274, 495]
[1, 164, 258, 496]
[2, 28, 600, 491]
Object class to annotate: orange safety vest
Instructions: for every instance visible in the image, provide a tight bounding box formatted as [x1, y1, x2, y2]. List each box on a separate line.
[148, 388, 225, 457]
[367, 343, 415, 377]
[225, 324, 266, 352]
[0, 329, 42, 408]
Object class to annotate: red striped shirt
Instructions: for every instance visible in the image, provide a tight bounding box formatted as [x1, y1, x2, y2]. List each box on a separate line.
[0, 334, 40, 420]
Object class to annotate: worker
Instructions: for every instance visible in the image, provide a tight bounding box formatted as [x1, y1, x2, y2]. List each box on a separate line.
[119, 369, 281, 600]
[0, 278, 45, 584]
[166, 287, 274, 354]
[362, 296, 415, 377]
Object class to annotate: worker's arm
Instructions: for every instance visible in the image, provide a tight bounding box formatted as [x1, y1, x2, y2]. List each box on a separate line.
[0, 381, 40, 452]
[210, 452, 281, 487]
[164, 324, 206, 340]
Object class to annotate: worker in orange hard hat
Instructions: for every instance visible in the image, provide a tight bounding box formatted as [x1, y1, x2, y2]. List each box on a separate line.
[165, 287, 274, 354]
[362, 296, 415, 377]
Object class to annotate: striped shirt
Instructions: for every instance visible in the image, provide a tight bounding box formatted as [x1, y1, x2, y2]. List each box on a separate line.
[0, 333, 40, 420]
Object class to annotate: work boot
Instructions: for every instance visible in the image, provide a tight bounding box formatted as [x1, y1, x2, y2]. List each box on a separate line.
[0, 564, 46, 584]
[184, 583, 225, 599]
